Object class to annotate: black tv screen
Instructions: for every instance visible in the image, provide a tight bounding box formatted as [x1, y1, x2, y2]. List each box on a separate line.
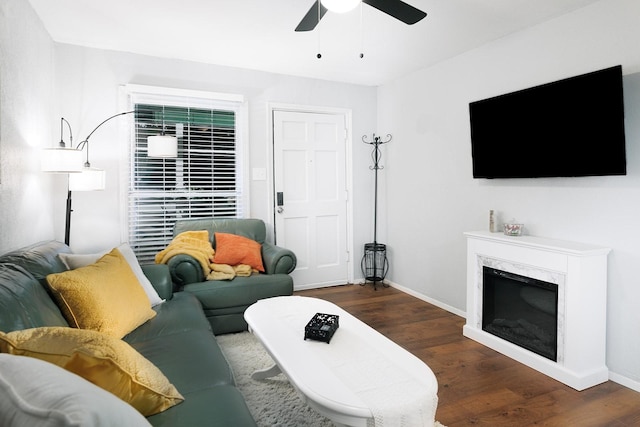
[469, 65, 626, 178]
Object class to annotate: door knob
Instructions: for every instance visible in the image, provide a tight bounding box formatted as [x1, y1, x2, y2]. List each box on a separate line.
[277, 207, 284, 214]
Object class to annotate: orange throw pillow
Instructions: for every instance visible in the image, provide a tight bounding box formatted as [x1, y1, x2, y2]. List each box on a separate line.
[213, 232, 264, 272]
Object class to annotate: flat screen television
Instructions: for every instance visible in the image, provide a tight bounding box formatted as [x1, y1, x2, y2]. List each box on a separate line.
[469, 65, 626, 179]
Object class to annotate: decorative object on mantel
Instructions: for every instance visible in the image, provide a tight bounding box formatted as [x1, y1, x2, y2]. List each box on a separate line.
[503, 221, 523, 236]
[489, 210, 496, 232]
[361, 133, 391, 290]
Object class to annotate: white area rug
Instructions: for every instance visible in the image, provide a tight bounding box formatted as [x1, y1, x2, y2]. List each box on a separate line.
[217, 332, 445, 427]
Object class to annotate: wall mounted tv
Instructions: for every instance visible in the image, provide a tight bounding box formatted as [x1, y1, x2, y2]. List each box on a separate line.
[469, 65, 626, 179]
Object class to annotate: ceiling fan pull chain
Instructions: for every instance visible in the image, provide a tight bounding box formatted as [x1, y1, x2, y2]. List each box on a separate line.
[317, 0, 322, 58]
[359, 1, 364, 59]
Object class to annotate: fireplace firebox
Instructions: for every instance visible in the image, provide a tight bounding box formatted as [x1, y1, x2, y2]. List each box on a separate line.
[482, 267, 558, 361]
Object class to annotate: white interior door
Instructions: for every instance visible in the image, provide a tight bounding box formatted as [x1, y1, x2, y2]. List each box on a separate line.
[273, 110, 349, 289]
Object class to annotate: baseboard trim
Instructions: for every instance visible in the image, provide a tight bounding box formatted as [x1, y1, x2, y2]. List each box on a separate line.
[294, 281, 346, 291]
[385, 280, 466, 318]
[609, 371, 640, 393]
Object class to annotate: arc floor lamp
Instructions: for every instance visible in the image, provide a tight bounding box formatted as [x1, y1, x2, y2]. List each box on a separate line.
[42, 111, 178, 245]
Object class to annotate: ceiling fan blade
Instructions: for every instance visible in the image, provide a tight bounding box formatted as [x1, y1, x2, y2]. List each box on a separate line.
[363, 0, 427, 25]
[295, 1, 328, 32]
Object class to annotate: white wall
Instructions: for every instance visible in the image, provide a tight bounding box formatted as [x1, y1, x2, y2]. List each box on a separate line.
[0, 0, 56, 253]
[378, 0, 640, 389]
[52, 44, 377, 280]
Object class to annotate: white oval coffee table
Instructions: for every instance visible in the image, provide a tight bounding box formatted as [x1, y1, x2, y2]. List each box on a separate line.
[244, 296, 438, 427]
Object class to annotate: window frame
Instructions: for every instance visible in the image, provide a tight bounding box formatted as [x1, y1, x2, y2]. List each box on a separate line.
[120, 84, 249, 262]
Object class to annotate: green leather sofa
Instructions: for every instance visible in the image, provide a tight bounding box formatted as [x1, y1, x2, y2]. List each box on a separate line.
[167, 218, 296, 334]
[0, 241, 257, 426]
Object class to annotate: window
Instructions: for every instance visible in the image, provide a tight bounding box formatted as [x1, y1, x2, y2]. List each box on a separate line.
[125, 86, 245, 263]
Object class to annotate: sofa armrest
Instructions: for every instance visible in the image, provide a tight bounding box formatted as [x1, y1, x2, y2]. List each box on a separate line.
[262, 243, 297, 275]
[166, 254, 205, 286]
[141, 264, 174, 300]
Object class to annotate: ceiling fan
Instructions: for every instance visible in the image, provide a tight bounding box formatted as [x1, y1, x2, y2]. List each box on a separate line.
[295, 0, 427, 32]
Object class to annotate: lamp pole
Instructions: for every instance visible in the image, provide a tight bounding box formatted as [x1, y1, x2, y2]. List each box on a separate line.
[63, 111, 134, 246]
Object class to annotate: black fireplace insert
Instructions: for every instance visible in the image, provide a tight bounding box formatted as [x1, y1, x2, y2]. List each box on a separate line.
[482, 266, 558, 361]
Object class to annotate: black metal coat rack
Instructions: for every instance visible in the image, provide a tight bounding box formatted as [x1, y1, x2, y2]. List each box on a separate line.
[361, 133, 391, 289]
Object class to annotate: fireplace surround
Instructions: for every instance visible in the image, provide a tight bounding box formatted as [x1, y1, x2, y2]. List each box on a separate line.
[463, 231, 610, 390]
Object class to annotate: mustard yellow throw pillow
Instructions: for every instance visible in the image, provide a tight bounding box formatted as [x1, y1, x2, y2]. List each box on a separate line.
[0, 327, 184, 416]
[46, 248, 156, 339]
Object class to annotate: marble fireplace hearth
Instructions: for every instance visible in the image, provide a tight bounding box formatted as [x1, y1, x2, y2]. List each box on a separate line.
[463, 231, 610, 391]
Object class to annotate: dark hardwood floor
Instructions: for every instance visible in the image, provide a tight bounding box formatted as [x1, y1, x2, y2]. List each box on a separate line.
[295, 284, 640, 427]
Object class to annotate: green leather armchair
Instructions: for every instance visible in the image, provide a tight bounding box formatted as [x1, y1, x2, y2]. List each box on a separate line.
[165, 218, 296, 334]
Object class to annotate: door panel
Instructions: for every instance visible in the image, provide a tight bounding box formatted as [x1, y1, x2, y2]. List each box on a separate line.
[273, 110, 348, 288]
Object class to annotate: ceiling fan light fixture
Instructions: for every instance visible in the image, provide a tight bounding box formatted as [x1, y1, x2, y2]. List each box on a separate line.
[321, 0, 360, 14]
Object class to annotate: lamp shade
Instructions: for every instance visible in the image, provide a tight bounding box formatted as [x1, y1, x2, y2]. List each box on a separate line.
[321, 0, 360, 13]
[147, 135, 178, 158]
[69, 167, 106, 191]
[41, 148, 83, 173]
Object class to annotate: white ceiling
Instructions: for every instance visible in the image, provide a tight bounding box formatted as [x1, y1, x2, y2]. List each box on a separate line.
[28, 0, 602, 86]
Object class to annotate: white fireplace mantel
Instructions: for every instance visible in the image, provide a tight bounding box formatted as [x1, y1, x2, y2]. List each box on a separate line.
[463, 231, 610, 391]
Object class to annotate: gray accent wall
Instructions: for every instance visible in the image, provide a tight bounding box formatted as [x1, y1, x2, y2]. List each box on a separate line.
[0, 0, 56, 252]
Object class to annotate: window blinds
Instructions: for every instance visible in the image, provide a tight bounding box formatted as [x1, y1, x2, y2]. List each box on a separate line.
[127, 90, 244, 263]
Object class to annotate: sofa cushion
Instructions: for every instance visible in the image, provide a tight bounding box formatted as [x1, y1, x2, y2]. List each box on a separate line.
[124, 292, 211, 345]
[0, 327, 184, 416]
[59, 243, 164, 307]
[46, 248, 156, 338]
[213, 232, 265, 272]
[147, 385, 256, 427]
[0, 354, 152, 427]
[129, 329, 235, 395]
[0, 264, 68, 332]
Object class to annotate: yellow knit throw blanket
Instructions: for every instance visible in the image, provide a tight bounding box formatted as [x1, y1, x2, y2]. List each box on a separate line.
[155, 230, 256, 281]
[206, 263, 254, 281]
[155, 230, 214, 276]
